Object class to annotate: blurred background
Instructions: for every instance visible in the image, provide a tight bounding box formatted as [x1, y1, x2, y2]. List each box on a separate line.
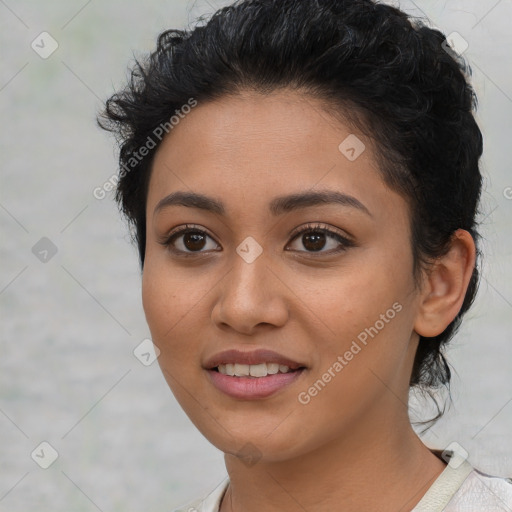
[0, 0, 511, 510]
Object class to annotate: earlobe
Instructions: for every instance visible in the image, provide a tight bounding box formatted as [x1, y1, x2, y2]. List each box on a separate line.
[414, 229, 476, 338]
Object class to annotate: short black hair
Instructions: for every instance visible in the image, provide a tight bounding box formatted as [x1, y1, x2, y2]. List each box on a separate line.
[98, 0, 483, 421]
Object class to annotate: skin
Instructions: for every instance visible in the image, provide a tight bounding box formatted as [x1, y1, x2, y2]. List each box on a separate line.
[142, 89, 476, 512]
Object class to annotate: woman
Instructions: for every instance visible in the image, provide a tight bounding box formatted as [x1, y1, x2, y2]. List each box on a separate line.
[99, 0, 512, 510]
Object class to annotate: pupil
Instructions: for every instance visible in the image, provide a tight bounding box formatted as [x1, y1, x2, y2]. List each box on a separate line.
[303, 232, 325, 251]
[184, 232, 206, 251]
[182, 231, 327, 252]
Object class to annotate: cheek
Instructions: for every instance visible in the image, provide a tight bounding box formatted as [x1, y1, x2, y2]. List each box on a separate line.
[292, 254, 415, 409]
[141, 259, 207, 415]
[141, 258, 199, 367]
[300, 256, 409, 346]
[141, 263, 172, 340]
[142, 251, 202, 336]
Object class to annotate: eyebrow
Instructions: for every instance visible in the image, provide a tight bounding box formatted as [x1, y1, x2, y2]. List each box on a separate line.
[154, 189, 372, 217]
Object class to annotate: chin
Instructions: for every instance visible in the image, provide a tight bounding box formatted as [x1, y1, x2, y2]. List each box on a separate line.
[201, 420, 308, 464]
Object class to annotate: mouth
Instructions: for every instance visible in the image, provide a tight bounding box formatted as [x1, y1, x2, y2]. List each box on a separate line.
[204, 349, 307, 399]
[212, 362, 304, 377]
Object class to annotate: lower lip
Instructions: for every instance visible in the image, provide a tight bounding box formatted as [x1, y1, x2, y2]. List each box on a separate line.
[207, 368, 305, 399]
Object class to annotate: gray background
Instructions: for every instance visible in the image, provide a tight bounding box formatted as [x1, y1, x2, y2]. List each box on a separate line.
[1, 0, 511, 510]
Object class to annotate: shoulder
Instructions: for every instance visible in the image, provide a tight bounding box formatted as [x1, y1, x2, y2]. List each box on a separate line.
[172, 478, 230, 512]
[414, 449, 512, 512]
[444, 468, 512, 511]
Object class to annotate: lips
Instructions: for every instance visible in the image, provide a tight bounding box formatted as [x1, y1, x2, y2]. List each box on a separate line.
[204, 348, 307, 399]
[203, 348, 306, 371]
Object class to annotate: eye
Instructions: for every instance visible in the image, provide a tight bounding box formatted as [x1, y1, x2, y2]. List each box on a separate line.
[159, 224, 220, 256]
[286, 223, 354, 255]
[159, 222, 354, 258]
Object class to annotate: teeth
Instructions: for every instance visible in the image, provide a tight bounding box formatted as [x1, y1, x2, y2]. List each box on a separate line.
[217, 362, 294, 377]
[234, 363, 250, 376]
[266, 363, 279, 375]
[249, 363, 267, 377]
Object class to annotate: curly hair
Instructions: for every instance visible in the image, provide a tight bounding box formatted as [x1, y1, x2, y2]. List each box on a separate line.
[98, 0, 483, 422]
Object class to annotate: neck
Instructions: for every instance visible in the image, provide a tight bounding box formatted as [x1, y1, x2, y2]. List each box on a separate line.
[220, 408, 446, 512]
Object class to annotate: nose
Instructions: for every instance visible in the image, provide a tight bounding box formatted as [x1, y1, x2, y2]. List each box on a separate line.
[211, 248, 289, 335]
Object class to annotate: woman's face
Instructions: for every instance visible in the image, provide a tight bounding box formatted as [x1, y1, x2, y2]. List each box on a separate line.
[142, 89, 422, 462]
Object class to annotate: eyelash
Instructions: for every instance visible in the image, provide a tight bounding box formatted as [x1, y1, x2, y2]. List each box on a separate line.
[159, 222, 354, 258]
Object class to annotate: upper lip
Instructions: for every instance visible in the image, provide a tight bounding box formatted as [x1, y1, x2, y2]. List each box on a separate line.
[204, 349, 306, 370]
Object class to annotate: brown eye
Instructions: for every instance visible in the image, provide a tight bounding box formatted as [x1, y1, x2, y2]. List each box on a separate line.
[161, 225, 220, 255]
[181, 231, 208, 251]
[287, 223, 353, 255]
[301, 231, 328, 251]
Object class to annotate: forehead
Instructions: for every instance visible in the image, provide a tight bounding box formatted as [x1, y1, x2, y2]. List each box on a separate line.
[147, 89, 405, 223]
[153, 89, 362, 162]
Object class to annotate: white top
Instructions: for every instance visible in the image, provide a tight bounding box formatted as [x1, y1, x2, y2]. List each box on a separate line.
[172, 450, 512, 512]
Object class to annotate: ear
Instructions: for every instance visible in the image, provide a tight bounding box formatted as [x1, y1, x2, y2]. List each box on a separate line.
[414, 229, 476, 338]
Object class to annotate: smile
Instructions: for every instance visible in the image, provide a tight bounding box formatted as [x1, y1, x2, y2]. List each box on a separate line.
[204, 348, 307, 399]
[216, 362, 295, 377]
